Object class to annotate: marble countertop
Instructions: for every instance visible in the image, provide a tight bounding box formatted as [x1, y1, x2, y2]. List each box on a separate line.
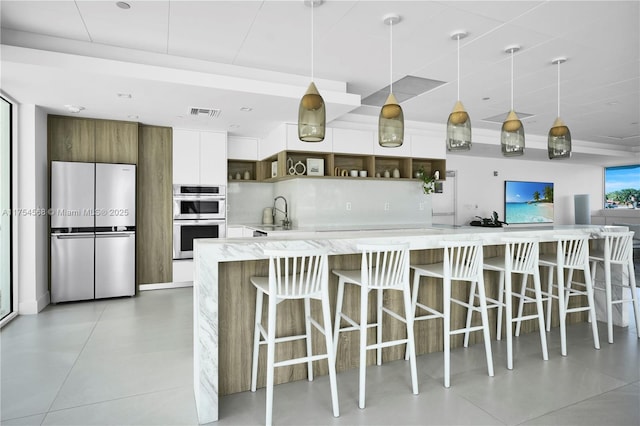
[201, 224, 623, 263]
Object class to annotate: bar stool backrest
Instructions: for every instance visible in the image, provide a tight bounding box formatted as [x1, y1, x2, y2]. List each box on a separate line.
[357, 243, 410, 289]
[502, 237, 539, 273]
[554, 235, 589, 270]
[441, 240, 483, 281]
[600, 231, 634, 264]
[264, 248, 328, 298]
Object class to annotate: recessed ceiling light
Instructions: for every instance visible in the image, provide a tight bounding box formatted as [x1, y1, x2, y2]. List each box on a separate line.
[64, 105, 85, 113]
[239, 107, 253, 112]
[116, 2, 130, 10]
[482, 97, 491, 101]
[606, 101, 619, 106]
[127, 115, 138, 120]
[117, 93, 132, 98]
[229, 124, 240, 128]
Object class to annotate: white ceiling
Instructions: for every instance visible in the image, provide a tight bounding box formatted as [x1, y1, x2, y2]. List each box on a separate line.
[1, 0, 638, 165]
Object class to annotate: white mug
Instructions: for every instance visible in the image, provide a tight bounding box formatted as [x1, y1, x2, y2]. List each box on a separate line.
[350, 170, 358, 177]
[359, 170, 367, 177]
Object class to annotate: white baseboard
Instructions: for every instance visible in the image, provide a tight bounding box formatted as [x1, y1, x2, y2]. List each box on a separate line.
[139, 281, 193, 291]
[18, 291, 50, 315]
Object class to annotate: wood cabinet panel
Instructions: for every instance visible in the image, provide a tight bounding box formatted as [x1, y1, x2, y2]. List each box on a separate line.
[48, 115, 95, 162]
[136, 125, 173, 285]
[95, 120, 138, 164]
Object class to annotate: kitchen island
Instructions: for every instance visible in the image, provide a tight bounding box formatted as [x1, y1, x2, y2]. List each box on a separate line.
[193, 224, 620, 424]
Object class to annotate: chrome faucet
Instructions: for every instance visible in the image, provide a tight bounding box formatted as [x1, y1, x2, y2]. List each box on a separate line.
[273, 196, 291, 229]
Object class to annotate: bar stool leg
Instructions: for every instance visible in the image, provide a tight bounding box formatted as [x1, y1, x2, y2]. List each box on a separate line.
[545, 265, 554, 332]
[533, 269, 549, 360]
[265, 295, 277, 426]
[628, 259, 640, 339]
[505, 270, 513, 370]
[333, 278, 345, 358]
[304, 297, 314, 380]
[443, 273, 452, 388]
[405, 272, 422, 361]
[377, 288, 383, 366]
[476, 275, 495, 377]
[583, 265, 600, 350]
[604, 257, 614, 343]
[514, 274, 528, 337]
[556, 262, 568, 356]
[496, 271, 505, 340]
[463, 280, 477, 347]
[251, 289, 264, 392]
[320, 290, 340, 418]
[358, 284, 369, 409]
[402, 280, 419, 395]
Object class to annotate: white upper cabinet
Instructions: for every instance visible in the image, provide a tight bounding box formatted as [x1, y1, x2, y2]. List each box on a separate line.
[200, 131, 227, 185]
[410, 132, 446, 159]
[173, 129, 200, 184]
[173, 129, 227, 185]
[227, 136, 258, 160]
[286, 124, 333, 153]
[332, 128, 374, 155]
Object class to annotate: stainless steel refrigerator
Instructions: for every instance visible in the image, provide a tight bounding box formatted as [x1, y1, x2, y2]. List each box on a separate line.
[51, 161, 136, 303]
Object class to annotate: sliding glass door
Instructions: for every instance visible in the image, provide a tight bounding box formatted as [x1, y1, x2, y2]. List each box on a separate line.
[0, 96, 13, 322]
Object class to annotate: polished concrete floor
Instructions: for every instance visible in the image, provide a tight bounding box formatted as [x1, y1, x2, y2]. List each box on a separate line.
[1, 287, 638, 426]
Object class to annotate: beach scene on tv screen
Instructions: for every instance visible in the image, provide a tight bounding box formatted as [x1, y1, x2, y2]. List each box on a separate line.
[505, 181, 554, 223]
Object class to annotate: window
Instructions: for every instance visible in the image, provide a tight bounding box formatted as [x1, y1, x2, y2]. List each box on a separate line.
[0, 95, 13, 321]
[604, 164, 640, 209]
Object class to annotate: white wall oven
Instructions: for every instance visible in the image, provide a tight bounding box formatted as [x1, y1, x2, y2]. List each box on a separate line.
[173, 184, 226, 259]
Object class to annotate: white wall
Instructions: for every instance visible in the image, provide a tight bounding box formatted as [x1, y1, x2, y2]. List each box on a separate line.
[447, 155, 603, 226]
[17, 104, 49, 314]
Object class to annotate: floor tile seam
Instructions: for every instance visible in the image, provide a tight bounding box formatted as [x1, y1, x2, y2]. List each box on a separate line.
[41, 304, 108, 424]
[39, 384, 190, 418]
[550, 345, 638, 385]
[447, 387, 509, 426]
[512, 380, 640, 426]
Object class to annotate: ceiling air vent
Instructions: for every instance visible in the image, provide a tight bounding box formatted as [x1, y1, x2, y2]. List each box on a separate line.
[189, 107, 221, 118]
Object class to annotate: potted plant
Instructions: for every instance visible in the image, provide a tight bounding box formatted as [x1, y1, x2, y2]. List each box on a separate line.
[417, 166, 436, 194]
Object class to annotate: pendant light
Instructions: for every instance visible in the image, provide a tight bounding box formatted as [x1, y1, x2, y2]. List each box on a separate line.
[379, 13, 404, 147]
[501, 45, 525, 156]
[548, 57, 571, 159]
[446, 30, 471, 151]
[298, 0, 325, 142]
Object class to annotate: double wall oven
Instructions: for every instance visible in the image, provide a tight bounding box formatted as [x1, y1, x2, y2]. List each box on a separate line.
[173, 184, 226, 259]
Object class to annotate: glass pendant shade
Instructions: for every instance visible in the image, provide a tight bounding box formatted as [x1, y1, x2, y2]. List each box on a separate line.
[379, 92, 404, 147]
[501, 110, 525, 156]
[298, 82, 326, 142]
[446, 100, 472, 151]
[548, 116, 572, 159]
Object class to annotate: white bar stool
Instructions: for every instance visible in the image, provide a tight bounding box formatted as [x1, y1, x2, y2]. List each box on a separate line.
[250, 248, 339, 425]
[480, 238, 548, 370]
[538, 235, 600, 356]
[589, 231, 640, 343]
[332, 243, 418, 409]
[409, 240, 494, 387]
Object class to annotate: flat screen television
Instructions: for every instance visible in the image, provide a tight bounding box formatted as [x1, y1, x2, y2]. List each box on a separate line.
[504, 180, 554, 224]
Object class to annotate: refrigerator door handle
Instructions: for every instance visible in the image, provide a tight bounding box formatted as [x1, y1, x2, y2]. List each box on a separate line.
[55, 233, 95, 239]
[96, 232, 134, 238]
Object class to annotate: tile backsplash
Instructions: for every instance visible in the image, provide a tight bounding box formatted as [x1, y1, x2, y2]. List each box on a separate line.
[228, 179, 431, 228]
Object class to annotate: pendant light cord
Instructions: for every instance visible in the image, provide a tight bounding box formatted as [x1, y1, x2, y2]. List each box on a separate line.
[510, 49, 514, 111]
[389, 19, 393, 93]
[311, 2, 314, 82]
[557, 60, 561, 118]
[457, 35, 461, 100]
